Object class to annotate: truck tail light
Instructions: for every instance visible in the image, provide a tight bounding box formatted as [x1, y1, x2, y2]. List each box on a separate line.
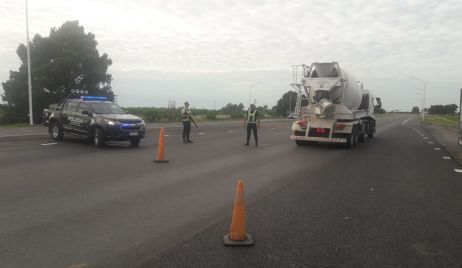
[297, 119, 307, 128]
[315, 128, 328, 134]
[335, 123, 346, 130]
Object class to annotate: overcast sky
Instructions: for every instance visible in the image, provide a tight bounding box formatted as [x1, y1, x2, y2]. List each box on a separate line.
[1, 0, 461, 110]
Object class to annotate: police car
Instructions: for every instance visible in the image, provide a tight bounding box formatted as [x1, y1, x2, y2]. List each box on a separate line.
[47, 92, 145, 147]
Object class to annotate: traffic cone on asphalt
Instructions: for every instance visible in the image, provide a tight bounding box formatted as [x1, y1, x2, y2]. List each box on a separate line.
[154, 127, 169, 163]
[223, 180, 254, 246]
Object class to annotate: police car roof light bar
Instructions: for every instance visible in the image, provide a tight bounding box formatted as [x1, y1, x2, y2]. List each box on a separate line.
[81, 96, 108, 101]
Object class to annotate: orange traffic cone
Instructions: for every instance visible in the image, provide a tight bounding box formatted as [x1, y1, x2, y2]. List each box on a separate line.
[154, 127, 169, 163]
[223, 180, 254, 246]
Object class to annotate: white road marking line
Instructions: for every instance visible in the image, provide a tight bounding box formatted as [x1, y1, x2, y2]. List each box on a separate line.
[419, 134, 424, 136]
[443, 156, 451, 160]
[401, 116, 413, 125]
[0, 133, 48, 138]
[344, 216, 349, 219]
[433, 148, 441, 150]
[454, 169, 462, 173]
[227, 130, 233, 133]
[370, 188, 374, 191]
[428, 141, 434, 144]
[270, 128, 276, 130]
[198, 132, 206, 135]
[423, 137, 428, 140]
[164, 134, 170, 137]
[40, 143, 57, 146]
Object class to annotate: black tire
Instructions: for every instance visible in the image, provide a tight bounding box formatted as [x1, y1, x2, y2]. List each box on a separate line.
[358, 132, 365, 143]
[94, 127, 105, 148]
[130, 137, 141, 147]
[345, 127, 357, 149]
[50, 121, 63, 141]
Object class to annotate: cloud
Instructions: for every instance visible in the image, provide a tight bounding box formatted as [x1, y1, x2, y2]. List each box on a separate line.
[1, 0, 461, 109]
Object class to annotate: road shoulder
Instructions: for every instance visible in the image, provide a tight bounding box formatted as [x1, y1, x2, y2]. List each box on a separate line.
[423, 123, 462, 165]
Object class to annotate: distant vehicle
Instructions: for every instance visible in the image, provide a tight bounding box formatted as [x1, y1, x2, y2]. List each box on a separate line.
[290, 62, 376, 148]
[287, 113, 298, 119]
[45, 92, 145, 147]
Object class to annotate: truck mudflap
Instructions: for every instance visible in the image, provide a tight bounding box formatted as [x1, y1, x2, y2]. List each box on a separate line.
[290, 135, 347, 143]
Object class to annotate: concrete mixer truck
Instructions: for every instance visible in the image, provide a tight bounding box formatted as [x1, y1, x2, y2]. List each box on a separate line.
[289, 62, 376, 148]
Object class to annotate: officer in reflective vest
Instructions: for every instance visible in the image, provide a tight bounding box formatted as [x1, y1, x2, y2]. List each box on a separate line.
[182, 102, 198, 144]
[243, 104, 260, 147]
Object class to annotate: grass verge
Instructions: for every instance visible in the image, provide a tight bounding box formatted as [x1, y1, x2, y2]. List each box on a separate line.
[424, 114, 459, 128]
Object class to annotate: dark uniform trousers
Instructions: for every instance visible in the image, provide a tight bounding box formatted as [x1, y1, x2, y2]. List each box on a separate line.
[183, 121, 191, 142]
[246, 122, 258, 144]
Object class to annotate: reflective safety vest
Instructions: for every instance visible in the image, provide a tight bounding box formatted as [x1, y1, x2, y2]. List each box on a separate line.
[247, 109, 257, 123]
[182, 108, 192, 122]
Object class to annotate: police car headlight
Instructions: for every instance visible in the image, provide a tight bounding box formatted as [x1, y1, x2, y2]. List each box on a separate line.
[105, 119, 117, 126]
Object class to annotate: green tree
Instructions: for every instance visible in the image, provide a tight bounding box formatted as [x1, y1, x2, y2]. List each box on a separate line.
[275, 91, 308, 116]
[220, 103, 245, 114]
[1, 21, 113, 123]
[411, 106, 420, 113]
[428, 104, 458, 114]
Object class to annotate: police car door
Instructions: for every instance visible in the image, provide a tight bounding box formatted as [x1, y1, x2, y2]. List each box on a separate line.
[63, 101, 79, 133]
[76, 102, 91, 135]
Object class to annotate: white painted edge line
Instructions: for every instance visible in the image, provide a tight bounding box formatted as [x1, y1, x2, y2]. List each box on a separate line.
[443, 156, 451, 160]
[401, 116, 413, 125]
[0, 133, 48, 138]
[454, 169, 462, 173]
[41, 143, 57, 146]
[433, 147, 441, 150]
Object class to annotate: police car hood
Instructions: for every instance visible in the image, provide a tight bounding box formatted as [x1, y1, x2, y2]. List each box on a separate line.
[98, 114, 143, 123]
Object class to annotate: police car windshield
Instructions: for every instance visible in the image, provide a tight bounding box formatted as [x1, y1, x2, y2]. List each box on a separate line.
[89, 102, 126, 114]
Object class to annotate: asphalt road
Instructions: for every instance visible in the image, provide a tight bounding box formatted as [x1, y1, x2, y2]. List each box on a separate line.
[1, 115, 461, 267]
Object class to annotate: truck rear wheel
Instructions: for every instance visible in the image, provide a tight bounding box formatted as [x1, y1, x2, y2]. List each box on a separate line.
[50, 122, 63, 141]
[94, 127, 105, 148]
[345, 127, 357, 149]
[358, 131, 365, 143]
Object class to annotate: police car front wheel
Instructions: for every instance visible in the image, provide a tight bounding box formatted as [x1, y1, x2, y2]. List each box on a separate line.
[94, 127, 105, 148]
[51, 122, 63, 141]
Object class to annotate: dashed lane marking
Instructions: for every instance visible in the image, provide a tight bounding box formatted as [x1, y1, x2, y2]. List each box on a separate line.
[428, 141, 434, 144]
[433, 148, 441, 150]
[443, 156, 451, 160]
[401, 116, 413, 125]
[227, 130, 233, 133]
[40, 143, 58, 146]
[198, 132, 206, 135]
[454, 169, 462, 173]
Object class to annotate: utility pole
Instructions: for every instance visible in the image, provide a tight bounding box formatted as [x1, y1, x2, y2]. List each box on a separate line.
[25, 0, 33, 125]
[248, 81, 262, 107]
[406, 76, 426, 122]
